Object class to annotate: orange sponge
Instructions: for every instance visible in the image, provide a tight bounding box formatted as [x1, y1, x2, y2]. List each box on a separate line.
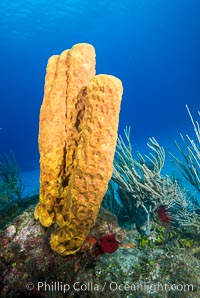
[34, 43, 123, 255]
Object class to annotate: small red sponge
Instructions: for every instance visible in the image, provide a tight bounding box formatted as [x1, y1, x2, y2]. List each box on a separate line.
[99, 234, 119, 253]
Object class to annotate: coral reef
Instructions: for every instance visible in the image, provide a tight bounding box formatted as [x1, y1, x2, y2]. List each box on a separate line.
[111, 126, 200, 235]
[0, 206, 123, 298]
[34, 43, 123, 255]
[1, 205, 199, 298]
[0, 194, 38, 230]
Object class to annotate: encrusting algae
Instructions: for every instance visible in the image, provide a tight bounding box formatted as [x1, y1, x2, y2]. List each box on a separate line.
[34, 43, 123, 255]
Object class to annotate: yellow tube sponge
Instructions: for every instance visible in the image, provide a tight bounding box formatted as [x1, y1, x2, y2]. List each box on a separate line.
[34, 43, 123, 255]
[35, 43, 96, 227]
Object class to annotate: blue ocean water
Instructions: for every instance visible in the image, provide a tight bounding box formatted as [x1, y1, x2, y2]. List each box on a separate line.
[0, 0, 199, 184]
[0, 3, 200, 294]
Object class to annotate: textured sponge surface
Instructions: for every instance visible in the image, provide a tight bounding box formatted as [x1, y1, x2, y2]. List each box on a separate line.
[34, 43, 123, 255]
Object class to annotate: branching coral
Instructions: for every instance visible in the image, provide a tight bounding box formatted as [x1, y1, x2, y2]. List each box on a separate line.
[168, 195, 200, 232]
[113, 127, 173, 234]
[170, 105, 200, 193]
[112, 126, 200, 234]
[112, 127, 167, 204]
